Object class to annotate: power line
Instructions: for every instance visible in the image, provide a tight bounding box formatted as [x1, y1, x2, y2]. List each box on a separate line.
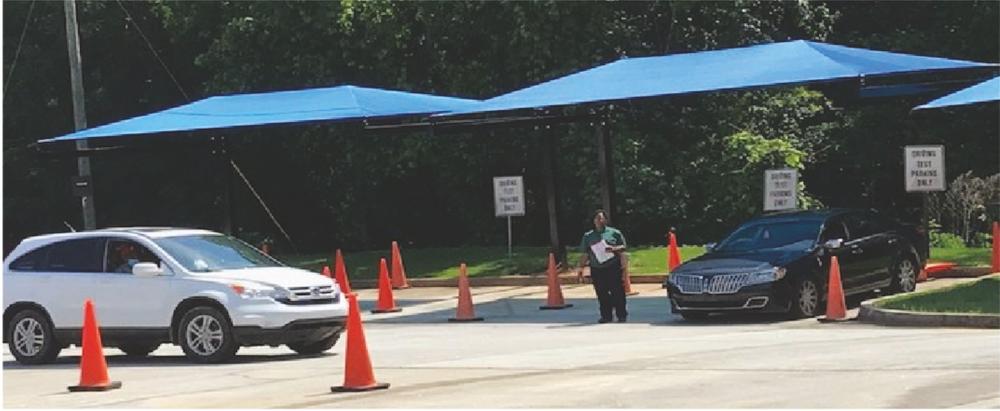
[4, 0, 37, 99]
[114, 0, 190, 101]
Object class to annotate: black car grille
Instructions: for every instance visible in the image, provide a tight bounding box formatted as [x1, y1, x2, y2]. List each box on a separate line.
[673, 273, 754, 294]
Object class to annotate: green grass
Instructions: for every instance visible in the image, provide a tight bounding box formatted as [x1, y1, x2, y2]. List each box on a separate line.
[929, 247, 992, 267]
[877, 276, 1000, 314]
[276, 245, 707, 279]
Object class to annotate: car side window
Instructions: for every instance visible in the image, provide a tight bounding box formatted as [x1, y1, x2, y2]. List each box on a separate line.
[820, 219, 849, 242]
[46, 238, 106, 273]
[105, 239, 161, 274]
[8, 247, 47, 271]
[844, 213, 881, 240]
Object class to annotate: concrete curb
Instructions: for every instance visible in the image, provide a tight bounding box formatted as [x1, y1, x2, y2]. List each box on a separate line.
[350, 273, 668, 289]
[859, 299, 1000, 329]
[926, 265, 992, 279]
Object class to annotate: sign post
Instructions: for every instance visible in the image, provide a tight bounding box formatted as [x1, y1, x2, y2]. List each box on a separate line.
[905, 146, 946, 243]
[764, 169, 798, 212]
[493, 176, 525, 258]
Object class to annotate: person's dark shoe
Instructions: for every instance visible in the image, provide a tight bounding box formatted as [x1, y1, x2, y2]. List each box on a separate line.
[617, 317, 628, 323]
[598, 318, 612, 324]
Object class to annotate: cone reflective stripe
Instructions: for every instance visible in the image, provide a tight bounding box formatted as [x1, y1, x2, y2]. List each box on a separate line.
[68, 299, 121, 392]
[622, 253, 639, 296]
[334, 249, 353, 294]
[667, 231, 682, 272]
[390, 241, 411, 289]
[992, 221, 999, 273]
[371, 258, 402, 314]
[819, 256, 848, 322]
[331, 293, 390, 393]
[540, 253, 573, 310]
[450, 263, 484, 322]
[321, 265, 332, 279]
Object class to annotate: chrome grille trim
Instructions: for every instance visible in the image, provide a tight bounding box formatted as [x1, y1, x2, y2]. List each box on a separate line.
[673, 275, 704, 294]
[707, 273, 752, 294]
[288, 285, 336, 300]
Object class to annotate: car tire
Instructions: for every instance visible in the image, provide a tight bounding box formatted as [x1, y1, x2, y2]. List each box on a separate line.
[178, 306, 239, 364]
[7, 309, 61, 365]
[287, 331, 341, 355]
[679, 311, 709, 321]
[788, 277, 822, 319]
[118, 341, 161, 357]
[888, 256, 918, 294]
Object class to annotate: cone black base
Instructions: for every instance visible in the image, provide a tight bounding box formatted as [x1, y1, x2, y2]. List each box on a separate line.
[68, 381, 122, 392]
[371, 307, 402, 314]
[392, 285, 410, 290]
[331, 382, 390, 392]
[817, 316, 853, 323]
[626, 291, 640, 296]
[539, 304, 573, 310]
[448, 317, 484, 322]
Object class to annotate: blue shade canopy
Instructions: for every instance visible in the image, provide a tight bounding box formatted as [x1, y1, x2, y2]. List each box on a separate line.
[914, 76, 1000, 110]
[41, 85, 480, 142]
[440, 40, 994, 117]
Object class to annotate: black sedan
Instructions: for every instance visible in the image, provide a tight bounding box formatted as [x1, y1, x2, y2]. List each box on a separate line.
[665, 209, 928, 320]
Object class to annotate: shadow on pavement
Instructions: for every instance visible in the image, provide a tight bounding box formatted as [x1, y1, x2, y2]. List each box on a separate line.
[3, 351, 335, 370]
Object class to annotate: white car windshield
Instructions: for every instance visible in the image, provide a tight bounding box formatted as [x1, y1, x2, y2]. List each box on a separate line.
[154, 234, 282, 272]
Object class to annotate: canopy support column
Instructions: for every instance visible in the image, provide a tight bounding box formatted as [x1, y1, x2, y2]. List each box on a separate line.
[541, 125, 564, 264]
[595, 119, 616, 221]
[212, 136, 235, 235]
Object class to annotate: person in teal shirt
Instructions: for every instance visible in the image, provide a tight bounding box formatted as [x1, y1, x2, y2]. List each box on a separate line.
[575, 209, 628, 323]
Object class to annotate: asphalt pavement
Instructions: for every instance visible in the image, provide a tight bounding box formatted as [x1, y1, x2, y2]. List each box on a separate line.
[3, 280, 999, 408]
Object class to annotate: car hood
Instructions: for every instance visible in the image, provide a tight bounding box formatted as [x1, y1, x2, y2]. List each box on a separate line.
[673, 249, 809, 275]
[193, 267, 334, 290]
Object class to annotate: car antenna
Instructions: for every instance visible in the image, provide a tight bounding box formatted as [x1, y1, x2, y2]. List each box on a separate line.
[63, 221, 77, 232]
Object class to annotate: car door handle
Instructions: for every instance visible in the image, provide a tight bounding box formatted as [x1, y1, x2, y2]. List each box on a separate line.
[851, 248, 864, 255]
[888, 238, 898, 245]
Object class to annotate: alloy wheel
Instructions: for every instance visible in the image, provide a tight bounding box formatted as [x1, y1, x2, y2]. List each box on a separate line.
[798, 280, 819, 316]
[12, 318, 44, 357]
[185, 314, 224, 357]
[898, 259, 917, 292]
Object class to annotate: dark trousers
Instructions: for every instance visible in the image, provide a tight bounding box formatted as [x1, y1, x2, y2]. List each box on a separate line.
[591, 263, 627, 320]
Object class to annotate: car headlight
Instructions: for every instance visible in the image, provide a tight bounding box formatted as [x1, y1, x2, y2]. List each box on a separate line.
[745, 267, 786, 286]
[229, 283, 288, 300]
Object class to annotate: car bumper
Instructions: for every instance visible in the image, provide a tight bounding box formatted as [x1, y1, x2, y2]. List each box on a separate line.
[665, 281, 793, 314]
[229, 296, 349, 329]
[233, 316, 346, 346]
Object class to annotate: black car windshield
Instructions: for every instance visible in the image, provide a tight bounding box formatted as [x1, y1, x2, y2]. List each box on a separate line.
[715, 220, 821, 253]
[153, 234, 282, 272]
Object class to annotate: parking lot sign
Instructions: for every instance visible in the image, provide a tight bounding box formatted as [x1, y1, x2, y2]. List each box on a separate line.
[493, 176, 525, 217]
[764, 169, 798, 211]
[904, 145, 945, 192]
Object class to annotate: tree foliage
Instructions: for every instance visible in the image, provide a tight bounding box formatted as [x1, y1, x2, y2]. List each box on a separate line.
[3, 1, 997, 254]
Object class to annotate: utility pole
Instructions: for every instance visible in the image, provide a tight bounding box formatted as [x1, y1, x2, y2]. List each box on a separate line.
[63, 0, 97, 230]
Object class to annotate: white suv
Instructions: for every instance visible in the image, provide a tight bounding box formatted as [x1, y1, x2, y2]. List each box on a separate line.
[3, 228, 347, 364]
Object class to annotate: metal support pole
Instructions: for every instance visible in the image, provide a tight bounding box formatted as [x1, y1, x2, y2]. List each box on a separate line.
[507, 216, 513, 259]
[64, 0, 97, 230]
[595, 119, 616, 221]
[541, 126, 564, 263]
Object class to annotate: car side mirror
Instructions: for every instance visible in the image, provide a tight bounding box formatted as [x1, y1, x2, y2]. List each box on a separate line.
[822, 238, 844, 249]
[132, 262, 164, 277]
[705, 242, 717, 252]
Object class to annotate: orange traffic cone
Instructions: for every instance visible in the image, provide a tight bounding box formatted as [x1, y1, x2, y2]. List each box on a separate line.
[331, 293, 390, 393]
[321, 265, 332, 279]
[667, 230, 682, 272]
[390, 241, 411, 289]
[68, 299, 121, 392]
[818, 256, 848, 322]
[371, 258, 402, 314]
[449, 263, 484, 322]
[540, 253, 573, 310]
[334, 249, 353, 295]
[991, 221, 999, 273]
[622, 253, 639, 296]
[917, 266, 929, 283]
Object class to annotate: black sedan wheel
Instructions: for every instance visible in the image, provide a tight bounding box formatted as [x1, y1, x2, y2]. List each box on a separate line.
[888, 257, 918, 294]
[789, 278, 821, 319]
